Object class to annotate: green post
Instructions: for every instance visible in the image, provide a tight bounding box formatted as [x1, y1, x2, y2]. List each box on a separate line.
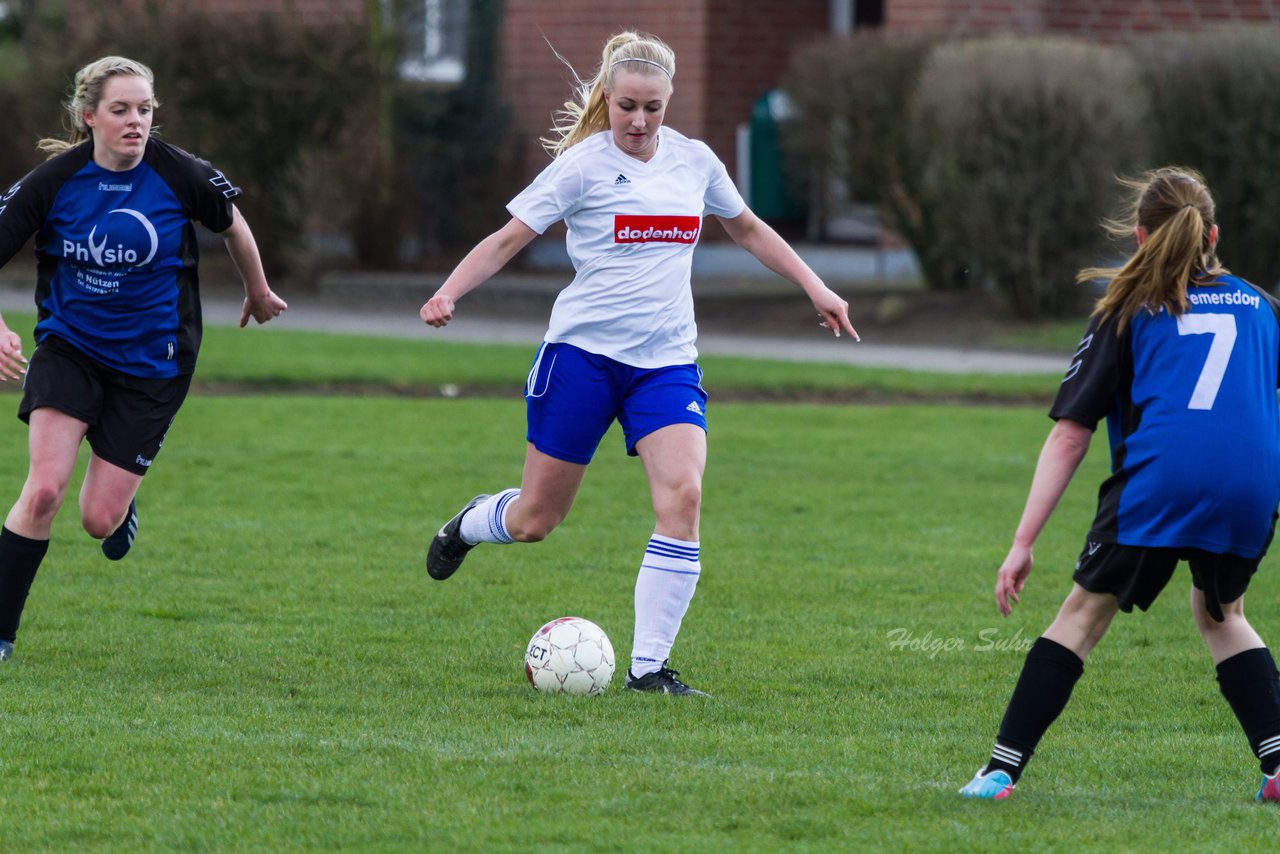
[749, 90, 805, 221]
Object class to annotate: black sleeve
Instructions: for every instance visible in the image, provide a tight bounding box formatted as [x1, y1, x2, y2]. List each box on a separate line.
[145, 139, 241, 233]
[0, 146, 91, 268]
[1048, 312, 1128, 430]
[1242, 281, 1280, 388]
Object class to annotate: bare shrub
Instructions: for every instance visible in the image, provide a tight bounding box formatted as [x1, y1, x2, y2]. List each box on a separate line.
[784, 32, 969, 290]
[913, 37, 1148, 318]
[1132, 27, 1280, 290]
[68, 10, 372, 275]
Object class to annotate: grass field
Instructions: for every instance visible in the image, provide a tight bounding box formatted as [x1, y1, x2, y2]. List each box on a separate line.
[0, 315, 1276, 851]
[189, 319, 1061, 404]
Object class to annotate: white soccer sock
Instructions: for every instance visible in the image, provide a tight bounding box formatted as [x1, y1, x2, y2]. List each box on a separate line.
[630, 534, 700, 677]
[459, 489, 519, 545]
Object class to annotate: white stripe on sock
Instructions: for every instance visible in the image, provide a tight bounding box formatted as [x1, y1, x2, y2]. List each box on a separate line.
[991, 745, 1023, 764]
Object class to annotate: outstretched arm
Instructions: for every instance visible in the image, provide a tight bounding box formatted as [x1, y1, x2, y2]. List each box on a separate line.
[716, 208, 858, 341]
[420, 217, 538, 328]
[221, 205, 287, 327]
[995, 418, 1093, 616]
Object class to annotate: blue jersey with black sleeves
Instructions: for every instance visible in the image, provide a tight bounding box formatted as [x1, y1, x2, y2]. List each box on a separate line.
[0, 138, 240, 377]
[1050, 275, 1280, 557]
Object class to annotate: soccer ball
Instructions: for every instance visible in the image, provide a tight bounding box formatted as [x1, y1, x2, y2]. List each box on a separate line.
[524, 616, 615, 695]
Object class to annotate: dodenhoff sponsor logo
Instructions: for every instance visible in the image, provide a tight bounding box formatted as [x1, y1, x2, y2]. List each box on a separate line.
[614, 215, 700, 244]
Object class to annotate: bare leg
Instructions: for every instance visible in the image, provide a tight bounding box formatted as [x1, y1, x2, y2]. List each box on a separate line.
[427, 443, 587, 580]
[1041, 583, 1120, 660]
[79, 453, 143, 540]
[503, 443, 589, 543]
[635, 423, 705, 541]
[0, 407, 88, 647]
[1192, 588, 1264, 665]
[6, 408, 88, 538]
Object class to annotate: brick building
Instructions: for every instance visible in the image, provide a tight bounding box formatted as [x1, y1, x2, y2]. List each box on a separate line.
[59, 0, 1280, 190]
[497, 0, 834, 187]
[886, 0, 1280, 39]
[495, 0, 1280, 185]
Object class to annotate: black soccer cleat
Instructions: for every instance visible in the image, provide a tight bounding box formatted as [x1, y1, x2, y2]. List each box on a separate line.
[0, 640, 11, 662]
[625, 662, 709, 696]
[101, 498, 138, 561]
[426, 494, 489, 580]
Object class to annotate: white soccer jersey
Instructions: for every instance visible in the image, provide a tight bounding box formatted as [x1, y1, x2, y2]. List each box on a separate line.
[506, 128, 746, 368]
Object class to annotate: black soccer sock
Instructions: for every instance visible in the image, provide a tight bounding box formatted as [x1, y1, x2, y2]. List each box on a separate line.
[986, 636, 1085, 783]
[1216, 647, 1280, 776]
[0, 526, 50, 644]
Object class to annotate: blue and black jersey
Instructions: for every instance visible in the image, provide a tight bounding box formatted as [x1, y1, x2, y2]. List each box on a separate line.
[1051, 274, 1280, 557]
[0, 138, 240, 378]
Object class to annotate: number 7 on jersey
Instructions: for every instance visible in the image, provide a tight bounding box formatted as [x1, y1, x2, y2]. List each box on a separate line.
[1176, 313, 1236, 411]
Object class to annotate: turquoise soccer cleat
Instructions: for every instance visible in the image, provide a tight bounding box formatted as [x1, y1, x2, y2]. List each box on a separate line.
[960, 767, 1015, 800]
[1257, 772, 1280, 802]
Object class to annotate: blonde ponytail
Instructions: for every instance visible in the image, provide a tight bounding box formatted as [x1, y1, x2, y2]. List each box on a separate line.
[1083, 168, 1225, 332]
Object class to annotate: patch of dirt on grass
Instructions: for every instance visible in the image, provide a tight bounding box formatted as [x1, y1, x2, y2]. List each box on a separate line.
[192, 378, 1052, 407]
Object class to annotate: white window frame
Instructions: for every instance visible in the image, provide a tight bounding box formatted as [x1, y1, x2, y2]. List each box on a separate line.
[397, 0, 468, 84]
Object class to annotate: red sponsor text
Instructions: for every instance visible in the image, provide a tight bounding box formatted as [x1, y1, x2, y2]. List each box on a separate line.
[614, 215, 701, 244]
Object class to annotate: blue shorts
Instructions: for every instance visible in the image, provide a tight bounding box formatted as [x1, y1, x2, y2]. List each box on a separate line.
[524, 342, 708, 465]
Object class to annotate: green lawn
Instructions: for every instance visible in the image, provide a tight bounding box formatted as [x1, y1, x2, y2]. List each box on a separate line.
[208, 314, 1067, 403]
[0, 319, 1273, 850]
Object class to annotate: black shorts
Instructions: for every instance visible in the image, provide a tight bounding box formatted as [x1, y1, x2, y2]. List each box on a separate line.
[18, 335, 192, 476]
[1073, 539, 1268, 622]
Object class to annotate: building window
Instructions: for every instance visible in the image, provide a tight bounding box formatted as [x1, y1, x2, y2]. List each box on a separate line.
[398, 0, 468, 84]
[855, 0, 884, 28]
[831, 0, 884, 32]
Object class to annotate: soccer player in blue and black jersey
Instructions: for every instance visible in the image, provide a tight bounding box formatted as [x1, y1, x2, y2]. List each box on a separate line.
[0, 56, 287, 663]
[961, 168, 1280, 802]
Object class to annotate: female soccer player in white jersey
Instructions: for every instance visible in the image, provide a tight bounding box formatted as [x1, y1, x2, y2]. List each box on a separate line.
[961, 168, 1280, 801]
[420, 31, 857, 695]
[0, 56, 286, 663]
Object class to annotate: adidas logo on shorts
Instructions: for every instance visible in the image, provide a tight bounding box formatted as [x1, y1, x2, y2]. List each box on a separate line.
[686, 401, 703, 415]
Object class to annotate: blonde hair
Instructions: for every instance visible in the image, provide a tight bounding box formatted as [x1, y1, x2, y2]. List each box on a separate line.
[540, 31, 675, 158]
[37, 56, 158, 158]
[1082, 167, 1226, 333]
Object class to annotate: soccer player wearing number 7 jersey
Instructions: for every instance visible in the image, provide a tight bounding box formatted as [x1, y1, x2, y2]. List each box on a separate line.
[961, 168, 1280, 802]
